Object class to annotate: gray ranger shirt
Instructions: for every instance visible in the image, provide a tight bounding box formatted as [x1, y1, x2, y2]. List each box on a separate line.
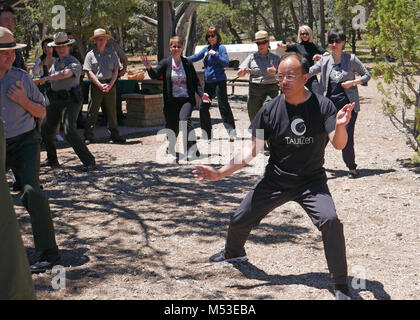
[83, 47, 120, 80]
[49, 55, 81, 92]
[239, 51, 281, 85]
[0, 67, 46, 139]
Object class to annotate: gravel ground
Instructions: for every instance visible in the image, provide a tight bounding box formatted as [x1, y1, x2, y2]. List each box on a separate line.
[10, 76, 419, 300]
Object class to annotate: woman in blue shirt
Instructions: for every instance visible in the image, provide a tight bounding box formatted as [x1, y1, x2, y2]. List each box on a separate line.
[188, 26, 236, 141]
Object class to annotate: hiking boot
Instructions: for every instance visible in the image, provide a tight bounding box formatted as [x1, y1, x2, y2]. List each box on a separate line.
[209, 250, 248, 263]
[30, 249, 60, 274]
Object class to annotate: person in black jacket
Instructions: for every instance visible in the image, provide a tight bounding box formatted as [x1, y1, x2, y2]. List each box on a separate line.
[278, 25, 329, 93]
[141, 36, 211, 160]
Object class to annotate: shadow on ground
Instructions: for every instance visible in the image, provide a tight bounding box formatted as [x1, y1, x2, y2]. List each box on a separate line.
[231, 261, 391, 300]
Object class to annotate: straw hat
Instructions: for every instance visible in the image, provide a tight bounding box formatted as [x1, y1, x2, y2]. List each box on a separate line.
[89, 28, 113, 41]
[253, 30, 270, 43]
[48, 32, 75, 47]
[0, 27, 26, 50]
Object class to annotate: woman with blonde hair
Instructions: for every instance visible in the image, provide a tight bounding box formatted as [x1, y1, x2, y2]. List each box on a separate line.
[278, 25, 329, 93]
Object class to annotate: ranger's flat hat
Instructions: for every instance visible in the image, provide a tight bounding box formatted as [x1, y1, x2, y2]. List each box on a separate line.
[89, 28, 113, 41]
[0, 27, 26, 50]
[253, 30, 270, 42]
[48, 32, 76, 47]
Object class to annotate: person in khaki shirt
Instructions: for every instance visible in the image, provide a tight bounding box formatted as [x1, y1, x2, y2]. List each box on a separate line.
[34, 32, 96, 171]
[0, 27, 60, 274]
[83, 28, 125, 144]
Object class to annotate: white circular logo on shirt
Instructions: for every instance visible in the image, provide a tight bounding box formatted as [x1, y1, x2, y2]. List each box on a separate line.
[291, 118, 306, 136]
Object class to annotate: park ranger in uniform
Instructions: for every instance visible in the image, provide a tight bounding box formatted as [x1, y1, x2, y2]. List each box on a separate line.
[83, 28, 126, 144]
[35, 32, 96, 171]
[0, 119, 35, 299]
[0, 27, 60, 274]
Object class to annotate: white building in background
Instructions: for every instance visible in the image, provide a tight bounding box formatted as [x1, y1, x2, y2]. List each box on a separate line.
[192, 41, 286, 69]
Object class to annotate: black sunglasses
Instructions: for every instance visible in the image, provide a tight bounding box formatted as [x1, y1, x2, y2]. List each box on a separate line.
[300, 32, 309, 36]
[257, 40, 269, 46]
[206, 34, 216, 38]
[171, 45, 182, 49]
[328, 38, 342, 44]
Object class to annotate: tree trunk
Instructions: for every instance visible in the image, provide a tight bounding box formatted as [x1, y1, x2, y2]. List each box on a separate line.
[319, 0, 326, 47]
[271, 0, 283, 40]
[175, 4, 199, 36]
[227, 20, 242, 44]
[351, 29, 357, 54]
[307, 0, 314, 29]
[289, 0, 299, 34]
[116, 24, 124, 51]
[184, 11, 197, 56]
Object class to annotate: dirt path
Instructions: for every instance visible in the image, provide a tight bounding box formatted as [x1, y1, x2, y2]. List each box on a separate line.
[11, 78, 419, 300]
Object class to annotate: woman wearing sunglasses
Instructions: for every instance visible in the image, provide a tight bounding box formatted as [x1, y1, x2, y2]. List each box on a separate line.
[277, 25, 329, 93]
[187, 26, 236, 141]
[141, 36, 210, 160]
[309, 28, 370, 178]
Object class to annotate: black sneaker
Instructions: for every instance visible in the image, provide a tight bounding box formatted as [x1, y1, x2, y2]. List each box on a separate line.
[111, 136, 126, 144]
[348, 169, 359, 179]
[30, 249, 60, 274]
[209, 250, 248, 263]
[82, 162, 97, 172]
[40, 159, 60, 168]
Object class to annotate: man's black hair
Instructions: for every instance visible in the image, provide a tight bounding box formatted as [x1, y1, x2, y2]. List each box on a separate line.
[279, 52, 311, 74]
[328, 28, 346, 42]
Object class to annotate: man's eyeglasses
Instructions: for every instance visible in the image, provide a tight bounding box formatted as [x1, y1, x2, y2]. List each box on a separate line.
[171, 45, 182, 49]
[257, 41, 269, 46]
[275, 73, 300, 82]
[300, 32, 309, 36]
[328, 38, 342, 44]
[206, 34, 216, 38]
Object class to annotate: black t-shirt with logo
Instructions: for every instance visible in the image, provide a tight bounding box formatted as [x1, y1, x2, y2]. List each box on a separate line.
[250, 93, 337, 188]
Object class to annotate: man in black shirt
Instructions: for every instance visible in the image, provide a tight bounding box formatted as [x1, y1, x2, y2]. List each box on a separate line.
[193, 53, 354, 300]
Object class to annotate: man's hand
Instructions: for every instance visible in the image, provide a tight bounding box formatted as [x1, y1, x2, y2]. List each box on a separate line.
[202, 93, 211, 104]
[277, 41, 287, 50]
[267, 62, 276, 75]
[141, 56, 151, 70]
[341, 80, 356, 89]
[336, 102, 355, 127]
[33, 78, 46, 86]
[193, 165, 223, 182]
[313, 54, 322, 61]
[7, 81, 27, 106]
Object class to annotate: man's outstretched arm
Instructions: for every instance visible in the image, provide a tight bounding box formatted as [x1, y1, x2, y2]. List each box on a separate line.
[328, 102, 355, 150]
[193, 137, 265, 181]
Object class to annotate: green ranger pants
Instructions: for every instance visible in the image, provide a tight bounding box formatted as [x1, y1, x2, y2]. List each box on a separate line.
[41, 97, 95, 166]
[5, 128, 58, 255]
[247, 83, 280, 122]
[84, 83, 120, 140]
[0, 121, 36, 300]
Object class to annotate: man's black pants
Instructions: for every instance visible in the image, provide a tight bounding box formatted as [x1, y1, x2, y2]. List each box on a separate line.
[225, 174, 348, 285]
